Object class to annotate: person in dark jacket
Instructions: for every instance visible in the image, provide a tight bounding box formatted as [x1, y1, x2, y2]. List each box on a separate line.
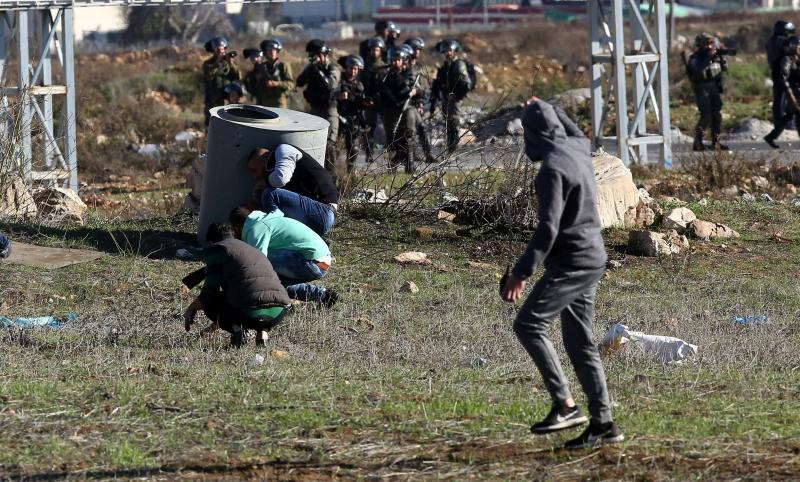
[687, 34, 728, 151]
[500, 99, 623, 450]
[381, 46, 418, 173]
[183, 223, 292, 348]
[361, 37, 388, 150]
[430, 39, 472, 154]
[202, 36, 241, 126]
[765, 20, 796, 148]
[248, 145, 339, 236]
[296, 39, 340, 173]
[359, 20, 399, 62]
[765, 33, 800, 148]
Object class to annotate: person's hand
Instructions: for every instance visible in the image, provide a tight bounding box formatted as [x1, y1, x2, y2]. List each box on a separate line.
[339, 91, 349, 101]
[525, 95, 540, 106]
[409, 88, 417, 98]
[183, 298, 203, 332]
[501, 274, 527, 303]
[267, 80, 279, 87]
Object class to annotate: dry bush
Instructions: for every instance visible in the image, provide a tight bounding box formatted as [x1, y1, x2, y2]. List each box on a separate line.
[679, 150, 766, 190]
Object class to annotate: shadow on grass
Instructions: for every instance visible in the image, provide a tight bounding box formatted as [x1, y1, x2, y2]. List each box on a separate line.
[0, 218, 198, 261]
[8, 459, 355, 481]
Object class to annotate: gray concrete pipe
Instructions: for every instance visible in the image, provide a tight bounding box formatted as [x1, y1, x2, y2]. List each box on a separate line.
[198, 105, 329, 244]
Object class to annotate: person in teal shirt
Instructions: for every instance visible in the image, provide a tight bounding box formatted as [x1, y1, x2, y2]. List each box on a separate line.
[229, 205, 338, 307]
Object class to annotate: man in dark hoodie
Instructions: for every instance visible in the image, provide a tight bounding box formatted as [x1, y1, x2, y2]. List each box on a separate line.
[500, 99, 623, 450]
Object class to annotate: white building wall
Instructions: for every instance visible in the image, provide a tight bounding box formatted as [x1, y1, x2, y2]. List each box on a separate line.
[73, 6, 126, 41]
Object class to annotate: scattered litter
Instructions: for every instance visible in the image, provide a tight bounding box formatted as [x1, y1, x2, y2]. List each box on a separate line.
[741, 192, 756, 203]
[733, 315, 768, 325]
[394, 251, 430, 265]
[127, 143, 163, 158]
[175, 248, 195, 260]
[601, 323, 698, 363]
[760, 193, 774, 203]
[174, 130, 203, 144]
[606, 259, 623, 269]
[440, 192, 459, 204]
[351, 188, 388, 204]
[0, 312, 77, 330]
[463, 357, 489, 368]
[400, 281, 419, 293]
[270, 348, 288, 359]
[250, 354, 265, 366]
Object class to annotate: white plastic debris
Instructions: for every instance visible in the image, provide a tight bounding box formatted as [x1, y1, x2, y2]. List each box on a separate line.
[601, 323, 698, 363]
[175, 130, 203, 144]
[250, 354, 265, 366]
[351, 188, 388, 204]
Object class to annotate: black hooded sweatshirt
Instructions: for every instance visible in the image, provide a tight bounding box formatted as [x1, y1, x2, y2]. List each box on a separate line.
[512, 100, 607, 279]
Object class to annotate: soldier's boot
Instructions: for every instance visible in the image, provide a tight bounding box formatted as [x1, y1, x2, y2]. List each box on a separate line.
[692, 125, 706, 152]
[764, 132, 780, 149]
[446, 124, 459, 154]
[417, 124, 436, 163]
[711, 113, 728, 150]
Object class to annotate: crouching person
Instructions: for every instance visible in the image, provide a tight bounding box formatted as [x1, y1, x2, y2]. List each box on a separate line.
[229, 206, 339, 308]
[248, 145, 339, 237]
[183, 222, 292, 347]
[500, 99, 623, 449]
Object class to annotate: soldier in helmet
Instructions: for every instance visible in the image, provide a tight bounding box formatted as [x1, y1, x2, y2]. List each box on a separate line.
[765, 21, 797, 148]
[223, 82, 244, 104]
[202, 36, 241, 125]
[686, 34, 728, 151]
[360, 37, 388, 150]
[381, 46, 419, 173]
[430, 39, 473, 154]
[359, 20, 400, 62]
[242, 48, 264, 101]
[250, 39, 295, 109]
[296, 39, 341, 173]
[765, 36, 800, 148]
[404, 37, 436, 164]
[336, 55, 373, 172]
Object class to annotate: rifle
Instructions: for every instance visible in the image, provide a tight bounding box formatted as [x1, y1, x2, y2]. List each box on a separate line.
[392, 74, 421, 138]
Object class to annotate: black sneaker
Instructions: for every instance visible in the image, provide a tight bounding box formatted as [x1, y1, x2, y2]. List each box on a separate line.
[530, 404, 588, 434]
[564, 421, 624, 450]
[320, 289, 339, 309]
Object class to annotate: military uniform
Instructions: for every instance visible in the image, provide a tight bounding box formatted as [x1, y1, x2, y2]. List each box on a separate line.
[766, 52, 800, 142]
[380, 67, 417, 173]
[767, 34, 790, 133]
[687, 50, 725, 150]
[431, 58, 472, 153]
[296, 61, 341, 172]
[337, 77, 372, 172]
[361, 56, 387, 145]
[203, 56, 241, 125]
[406, 62, 435, 163]
[249, 59, 294, 108]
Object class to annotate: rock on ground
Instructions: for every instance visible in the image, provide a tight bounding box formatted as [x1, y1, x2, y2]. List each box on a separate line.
[400, 281, 419, 293]
[628, 230, 687, 257]
[394, 252, 430, 265]
[625, 200, 657, 228]
[547, 88, 591, 117]
[690, 220, 740, 239]
[0, 176, 37, 218]
[726, 118, 800, 141]
[32, 187, 86, 224]
[594, 153, 640, 229]
[661, 207, 697, 232]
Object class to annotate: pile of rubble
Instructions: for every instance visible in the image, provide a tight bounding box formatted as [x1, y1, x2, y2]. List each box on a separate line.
[0, 177, 88, 225]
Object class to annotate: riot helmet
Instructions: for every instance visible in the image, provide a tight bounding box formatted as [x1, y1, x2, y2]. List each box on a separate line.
[774, 20, 797, 36]
[306, 39, 331, 55]
[260, 39, 283, 53]
[398, 44, 414, 59]
[204, 36, 229, 53]
[404, 37, 426, 52]
[436, 39, 461, 53]
[344, 54, 365, 69]
[387, 46, 409, 61]
[367, 37, 386, 51]
[786, 35, 800, 53]
[387, 21, 401, 36]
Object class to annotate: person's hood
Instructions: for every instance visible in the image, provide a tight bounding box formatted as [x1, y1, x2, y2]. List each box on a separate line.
[522, 100, 566, 161]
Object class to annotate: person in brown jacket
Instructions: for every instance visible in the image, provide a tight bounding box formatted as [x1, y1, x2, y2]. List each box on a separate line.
[183, 223, 292, 347]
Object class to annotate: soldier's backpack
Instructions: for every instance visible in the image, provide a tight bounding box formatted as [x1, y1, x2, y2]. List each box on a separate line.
[453, 59, 478, 98]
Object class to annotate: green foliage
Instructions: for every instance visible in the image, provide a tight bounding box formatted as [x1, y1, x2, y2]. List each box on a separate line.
[723, 57, 770, 99]
[100, 71, 202, 106]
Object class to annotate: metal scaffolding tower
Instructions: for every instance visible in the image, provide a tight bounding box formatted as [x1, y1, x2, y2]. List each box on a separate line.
[588, 0, 673, 168]
[0, 1, 313, 192]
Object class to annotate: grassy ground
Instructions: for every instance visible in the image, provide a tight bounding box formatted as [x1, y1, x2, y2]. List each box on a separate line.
[1, 188, 799, 480]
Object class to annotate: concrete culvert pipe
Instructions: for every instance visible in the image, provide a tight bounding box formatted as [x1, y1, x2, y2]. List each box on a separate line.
[198, 104, 329, 244]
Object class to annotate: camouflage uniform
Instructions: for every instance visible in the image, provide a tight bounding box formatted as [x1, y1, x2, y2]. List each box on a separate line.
[203, 56, 241, 125]
[431, 58, 471, 153]
[687, 48, 725, 150]
[250, 59, 294, 108]
[380, 67, 417, 173]
[296, 61, 341, 172]
[337, 76, 372, 172]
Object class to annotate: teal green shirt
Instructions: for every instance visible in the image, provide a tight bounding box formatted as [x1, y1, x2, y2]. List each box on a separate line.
[243, 209, 330, 261]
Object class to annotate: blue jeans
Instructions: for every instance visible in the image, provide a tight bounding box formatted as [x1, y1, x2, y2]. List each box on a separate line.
[267, 249, 328, 302]
[261, 187, 335, 236]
